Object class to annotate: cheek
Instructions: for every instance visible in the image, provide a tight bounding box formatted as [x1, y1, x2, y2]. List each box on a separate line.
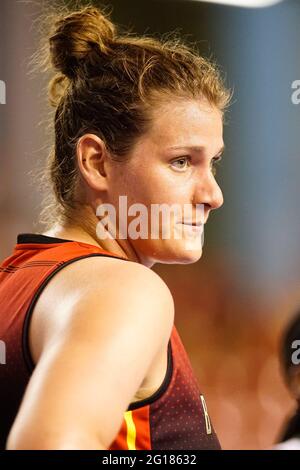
[111, 161, 194, 208]
[119, 167, 162, 203]
[136, 168, 191, 205]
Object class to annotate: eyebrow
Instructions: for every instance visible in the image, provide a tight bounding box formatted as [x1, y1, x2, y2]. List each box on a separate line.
[167, 145, 225, 156]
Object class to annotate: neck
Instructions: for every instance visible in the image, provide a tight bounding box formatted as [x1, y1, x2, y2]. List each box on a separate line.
[43, 205, 149, 266]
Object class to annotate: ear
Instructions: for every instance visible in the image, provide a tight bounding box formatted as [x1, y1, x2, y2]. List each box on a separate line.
[76, 133, 109, 191]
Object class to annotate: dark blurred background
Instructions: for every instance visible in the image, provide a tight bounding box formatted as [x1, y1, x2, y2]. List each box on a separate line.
[1, 0, 300, 449]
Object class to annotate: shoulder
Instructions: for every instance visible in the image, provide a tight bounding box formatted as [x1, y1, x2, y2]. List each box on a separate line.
[63, 256, 175, 331]
[43, 255, 174, 314]
[12, 257, 175, 450]
[29, 256, 174, 364]
[43, 253, 172, 294]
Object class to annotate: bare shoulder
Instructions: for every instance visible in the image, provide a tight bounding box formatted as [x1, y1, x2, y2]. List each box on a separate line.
[29, 256, 174, 365]
[10, 257, 174, 449]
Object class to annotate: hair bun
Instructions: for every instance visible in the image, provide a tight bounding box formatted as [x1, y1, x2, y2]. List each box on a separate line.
[49, 6, 116, 79]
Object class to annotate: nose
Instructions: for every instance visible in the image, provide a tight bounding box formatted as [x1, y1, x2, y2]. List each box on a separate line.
[192, 172, 224, 217]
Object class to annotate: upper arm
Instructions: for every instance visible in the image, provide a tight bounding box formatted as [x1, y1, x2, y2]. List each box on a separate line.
[6, 259, 174, 449]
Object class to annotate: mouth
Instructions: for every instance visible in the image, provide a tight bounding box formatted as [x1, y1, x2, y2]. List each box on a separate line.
[177, 221, 204, 227]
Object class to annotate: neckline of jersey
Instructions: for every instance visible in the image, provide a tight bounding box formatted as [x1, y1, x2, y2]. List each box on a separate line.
[16, 233, 129, 261]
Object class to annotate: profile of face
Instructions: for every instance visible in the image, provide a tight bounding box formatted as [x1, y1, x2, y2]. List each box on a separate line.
[79, 99, 224, 266]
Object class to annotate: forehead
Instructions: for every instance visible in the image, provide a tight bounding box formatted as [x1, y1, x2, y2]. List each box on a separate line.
[147, 99, 223, 149]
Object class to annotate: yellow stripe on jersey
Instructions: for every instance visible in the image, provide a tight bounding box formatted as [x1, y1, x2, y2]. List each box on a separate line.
[124, 410, 137, 450]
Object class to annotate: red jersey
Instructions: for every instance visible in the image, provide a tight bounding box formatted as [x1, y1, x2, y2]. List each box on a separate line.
[0, 233, 221, 450]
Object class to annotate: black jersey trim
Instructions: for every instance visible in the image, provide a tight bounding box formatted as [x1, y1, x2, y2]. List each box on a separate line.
[22, 253, 129, 374]
[127, 339, 173, 411]
[17, 233, 73, 244]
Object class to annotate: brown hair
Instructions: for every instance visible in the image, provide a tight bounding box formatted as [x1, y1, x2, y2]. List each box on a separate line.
[34, 2, 231, 229]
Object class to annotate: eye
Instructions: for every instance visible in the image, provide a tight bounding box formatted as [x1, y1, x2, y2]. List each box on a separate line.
[210, 156, 222, 176]
[170, 156, 191, 172]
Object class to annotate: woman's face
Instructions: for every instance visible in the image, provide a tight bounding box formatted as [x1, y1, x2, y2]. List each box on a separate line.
[102, 99, 224, 266]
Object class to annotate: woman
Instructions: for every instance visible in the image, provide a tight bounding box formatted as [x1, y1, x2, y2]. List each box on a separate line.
[0, 5, 230, 450]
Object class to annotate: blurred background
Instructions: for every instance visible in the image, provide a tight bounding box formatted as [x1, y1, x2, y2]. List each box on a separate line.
[1, 0, 300, 449]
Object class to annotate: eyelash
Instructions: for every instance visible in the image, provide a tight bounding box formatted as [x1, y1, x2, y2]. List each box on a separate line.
[210, 156, 222, 176]
[171, 156, 222, 175]
[170, 156, 191, 171]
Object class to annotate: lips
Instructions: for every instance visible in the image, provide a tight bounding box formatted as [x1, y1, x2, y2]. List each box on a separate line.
[178, 221, 204, 226]
[182, 222, 203, 226]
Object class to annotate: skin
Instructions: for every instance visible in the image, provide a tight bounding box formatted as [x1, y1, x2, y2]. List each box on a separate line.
[44, 98, 224, 267]
[287, 368, 300, 399]
[6, 259, 175, 449]
[6, 98, 224, 450]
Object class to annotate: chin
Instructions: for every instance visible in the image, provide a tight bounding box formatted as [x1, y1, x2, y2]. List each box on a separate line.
[169, 235, 204, 264]
[136, 239, 203, 265]
[170, 244, 203, 264]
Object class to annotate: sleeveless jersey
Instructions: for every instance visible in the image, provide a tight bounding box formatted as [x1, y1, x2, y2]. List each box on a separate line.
[0, 233, 221, 450]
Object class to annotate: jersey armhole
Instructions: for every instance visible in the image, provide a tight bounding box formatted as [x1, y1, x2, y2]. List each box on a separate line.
[127, 338, 173, 411]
